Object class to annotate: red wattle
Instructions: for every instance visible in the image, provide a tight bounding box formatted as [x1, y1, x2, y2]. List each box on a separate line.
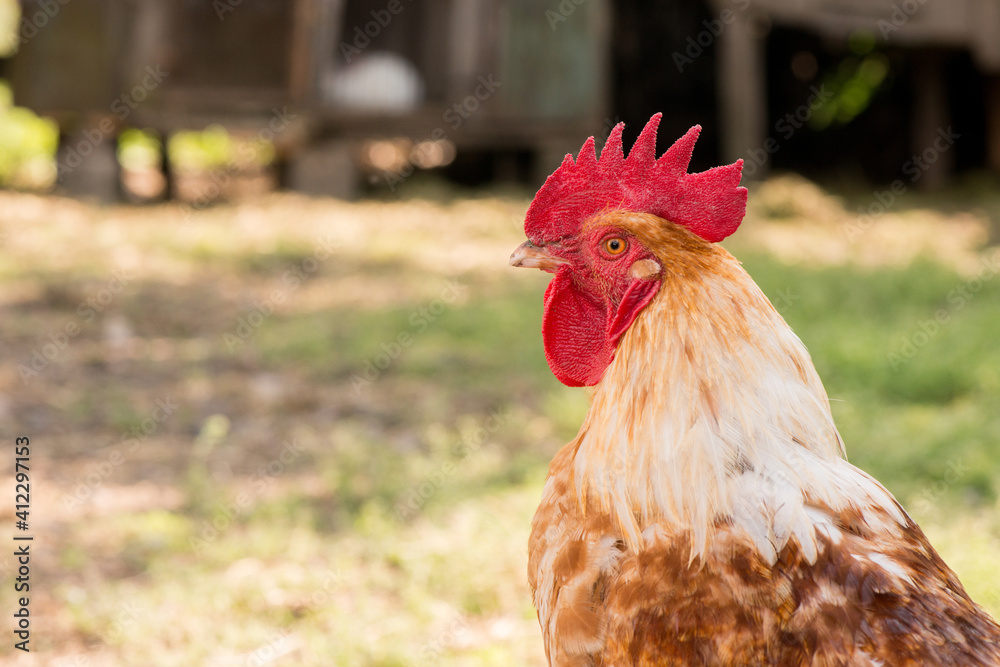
[541, 268, 660, 387]
[542, 270, 611, 387]
[608, 279, 660, 345]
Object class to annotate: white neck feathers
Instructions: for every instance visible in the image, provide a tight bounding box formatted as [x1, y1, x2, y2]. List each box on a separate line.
[572, 254, 904, 562]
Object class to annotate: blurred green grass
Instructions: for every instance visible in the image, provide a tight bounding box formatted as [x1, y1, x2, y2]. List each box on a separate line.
[741, 253, 1000, 502]
[0, 180, 998, 664]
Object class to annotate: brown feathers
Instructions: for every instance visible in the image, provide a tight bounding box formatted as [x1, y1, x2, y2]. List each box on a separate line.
[531, 460, 1000, 665]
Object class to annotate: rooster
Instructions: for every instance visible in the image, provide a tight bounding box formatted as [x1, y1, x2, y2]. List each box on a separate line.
[510, 114, 1000, 666]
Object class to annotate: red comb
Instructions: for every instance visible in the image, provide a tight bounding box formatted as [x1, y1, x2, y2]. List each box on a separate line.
[524, 114, 747, 244]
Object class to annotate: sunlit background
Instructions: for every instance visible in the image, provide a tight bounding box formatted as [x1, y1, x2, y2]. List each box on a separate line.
[1, 0, 1000, 665]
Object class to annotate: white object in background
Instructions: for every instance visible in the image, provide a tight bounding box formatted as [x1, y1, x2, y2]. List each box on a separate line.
[323, 52, 425, 113]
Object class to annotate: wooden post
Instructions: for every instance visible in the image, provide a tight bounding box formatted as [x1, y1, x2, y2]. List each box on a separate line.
[984, 77, 1000, 174]
[715, 8, 767, 172]
[910, 52, 951, 191]
[56, 123, 122, 203]
[290, 0, 344, 104]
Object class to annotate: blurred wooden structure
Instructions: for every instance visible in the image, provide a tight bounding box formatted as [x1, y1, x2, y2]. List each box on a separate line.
[14, 0, 1000, 197]
[11, 0, 611, 199]
[713, 0, 1000, 186]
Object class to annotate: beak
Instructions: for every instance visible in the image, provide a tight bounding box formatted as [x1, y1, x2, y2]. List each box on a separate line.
[509, 240, 569, 272]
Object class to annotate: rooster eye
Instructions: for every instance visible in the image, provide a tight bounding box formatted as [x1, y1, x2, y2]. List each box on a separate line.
[603, 237, 627, 256]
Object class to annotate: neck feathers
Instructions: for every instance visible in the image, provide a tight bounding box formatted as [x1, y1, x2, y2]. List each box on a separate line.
[572, 248, 903, 561]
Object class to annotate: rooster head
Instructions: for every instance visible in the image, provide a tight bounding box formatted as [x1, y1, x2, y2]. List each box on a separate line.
[510, 114, 748, 387]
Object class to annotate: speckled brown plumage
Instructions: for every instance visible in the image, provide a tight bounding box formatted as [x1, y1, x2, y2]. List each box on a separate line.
[530, 440, 1000, 666]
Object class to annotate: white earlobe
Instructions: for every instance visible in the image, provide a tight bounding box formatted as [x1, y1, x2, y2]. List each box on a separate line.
[630, 259, 662, 280]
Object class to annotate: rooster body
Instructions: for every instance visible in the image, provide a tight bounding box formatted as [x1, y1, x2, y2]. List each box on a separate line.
[512, 117, 1000, 666]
